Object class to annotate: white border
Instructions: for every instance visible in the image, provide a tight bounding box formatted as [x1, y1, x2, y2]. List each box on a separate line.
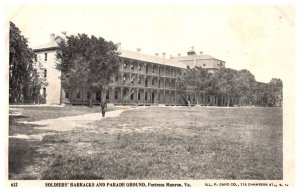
[1, 1, 299, 193]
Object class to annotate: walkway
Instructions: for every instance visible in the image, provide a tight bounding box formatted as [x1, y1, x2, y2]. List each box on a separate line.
[10, 108, 131, 140]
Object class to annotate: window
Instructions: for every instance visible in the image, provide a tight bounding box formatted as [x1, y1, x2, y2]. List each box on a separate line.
[145, 92, 148, 100]
[115, 74, 118, 82]
[44, 69, 47, 77]
[131, 63, 134, 70]
[34, 54, 37, 62]
[152, 78, 155, 85]
[87, 91, 91, 99]
[138, 92, 140, 100]
[65, 90, 69, 98]
[124, 60, 130, 70]
[130, 75, 134, 84]
[203, 63, 206, 67]
[130, 93, 134, 100]
[138, 77, 141, 84]
[76, 91, 81, 99]
[115, 91, 118, 100]
[96, 91, 101, 102]
[152, 66, 155, 73]
[44, 53, 47, 61]
[43, 88, 46, 97]
[106, 90, 109, 100]
[138, 64, 141, 71]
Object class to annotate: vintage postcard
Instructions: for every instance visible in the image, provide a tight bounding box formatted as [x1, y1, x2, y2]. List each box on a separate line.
[3, 2, 296, 191]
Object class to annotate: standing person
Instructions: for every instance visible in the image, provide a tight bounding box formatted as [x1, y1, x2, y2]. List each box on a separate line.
[100, 101, 107, 117]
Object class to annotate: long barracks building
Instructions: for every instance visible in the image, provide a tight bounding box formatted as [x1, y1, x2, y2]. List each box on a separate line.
[33, 32, 226, 106]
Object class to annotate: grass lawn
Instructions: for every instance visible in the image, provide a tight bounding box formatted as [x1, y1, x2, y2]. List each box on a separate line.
[9, 106, 282, 180]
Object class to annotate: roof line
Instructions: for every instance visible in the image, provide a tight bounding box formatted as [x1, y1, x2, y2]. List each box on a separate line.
[33, 46, 58, 52]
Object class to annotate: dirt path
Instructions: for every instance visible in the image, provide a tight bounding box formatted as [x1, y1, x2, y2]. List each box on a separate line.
[26, 108, 128, 131]
[10, 108, 132, 140]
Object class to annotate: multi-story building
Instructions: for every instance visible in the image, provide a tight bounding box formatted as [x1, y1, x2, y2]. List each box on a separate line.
[33, 33, 225, 106]
[33, 33, 62, 105]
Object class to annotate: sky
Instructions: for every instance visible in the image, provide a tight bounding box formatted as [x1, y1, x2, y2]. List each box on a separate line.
[6, 4, 295, 83]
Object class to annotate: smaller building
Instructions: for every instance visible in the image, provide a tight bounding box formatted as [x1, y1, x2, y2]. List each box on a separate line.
[173, 49, 225, 73]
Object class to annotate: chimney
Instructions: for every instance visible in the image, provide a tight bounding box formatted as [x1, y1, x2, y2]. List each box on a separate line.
[162, 53, 166, 60]
[50, 33, 55, 43]
[170, 55, 174, 60]
[117, 42, 121, 51]
[155, 53, 159, 56]
[136, 48, 141, 52]
[187, 46, 196, 55]
[61, 31, 67, 39]
[178, 53, 181, 57]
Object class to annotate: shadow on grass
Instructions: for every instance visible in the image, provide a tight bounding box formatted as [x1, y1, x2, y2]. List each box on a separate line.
[9, 115, 58, 179]
[9, 138, 42, 180]
[9, 117, 54, 136]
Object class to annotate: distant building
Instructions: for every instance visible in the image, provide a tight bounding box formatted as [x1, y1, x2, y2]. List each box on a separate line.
[173, 49, 225, 73]
[33, 33, 226, 106]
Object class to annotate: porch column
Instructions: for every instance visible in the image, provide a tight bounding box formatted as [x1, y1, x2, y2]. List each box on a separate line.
[136, 88, 139, 104]
[120, 87, 123, 104]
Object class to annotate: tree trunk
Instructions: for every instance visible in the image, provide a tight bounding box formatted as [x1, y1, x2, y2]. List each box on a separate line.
[81, 85, 84, 106]
[227, 95, 230, 107]
[70, 88, 73, 106]
[89, 91, 93, 107]
[101, 87, 107, 103]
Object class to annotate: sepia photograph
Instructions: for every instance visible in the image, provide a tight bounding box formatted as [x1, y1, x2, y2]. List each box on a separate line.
[4, 2, 295, 188]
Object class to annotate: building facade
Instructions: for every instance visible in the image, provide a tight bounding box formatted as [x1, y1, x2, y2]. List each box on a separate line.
[33, 33, 61, 105]
[173, 49, 225, 74]
[33, 33, 226, 106]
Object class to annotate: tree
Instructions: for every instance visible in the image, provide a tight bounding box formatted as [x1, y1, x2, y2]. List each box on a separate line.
[209, 68, 237, 106]
[9, 21, 37, 103]
[266, 78, 283, 107]
[180, 66, 211, 105]
[29, 64, 48, 104]
[56, 34, 120, 105]
[252, 78, 283, 107]
[233, 70, 256, 106]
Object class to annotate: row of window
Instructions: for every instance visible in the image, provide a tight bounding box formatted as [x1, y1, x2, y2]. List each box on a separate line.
[68, 90, 176, 102]
[121, 76, 175, 87]
[32, 69, 47, 77]
[34, 53, 48, 62]
[127, 92, 175, 101]
[122, 62, 181, 76]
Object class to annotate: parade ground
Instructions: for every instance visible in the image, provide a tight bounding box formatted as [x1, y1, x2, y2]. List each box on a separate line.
[8, 106, 282, 180]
